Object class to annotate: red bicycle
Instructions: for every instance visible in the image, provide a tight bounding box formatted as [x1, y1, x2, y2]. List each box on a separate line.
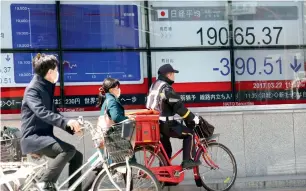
[129, 110, 237, 191]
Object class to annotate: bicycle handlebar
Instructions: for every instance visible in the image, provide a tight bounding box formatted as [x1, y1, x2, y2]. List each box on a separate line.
[77, 116, 94, 131]
[77, 115, 187, 130]
[76, 115, 192, 133]
[77, 116, 133, 130]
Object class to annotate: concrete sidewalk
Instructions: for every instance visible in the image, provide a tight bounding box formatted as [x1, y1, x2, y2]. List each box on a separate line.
[230, 174, 306, 189]
[162, 187, 306, 191]
[159, 174, 306, 190]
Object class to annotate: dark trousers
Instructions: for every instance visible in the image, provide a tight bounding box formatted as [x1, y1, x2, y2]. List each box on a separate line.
[34, 141, 83, 191]
[160, 120, 196, 161]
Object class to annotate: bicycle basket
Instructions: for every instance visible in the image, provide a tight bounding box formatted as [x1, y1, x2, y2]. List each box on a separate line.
[103, 120, 136, 163]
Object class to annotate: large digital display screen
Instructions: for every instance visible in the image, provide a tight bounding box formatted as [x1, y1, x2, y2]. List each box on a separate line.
[2, 1, 306, 112]
[1, 1, 143, 87]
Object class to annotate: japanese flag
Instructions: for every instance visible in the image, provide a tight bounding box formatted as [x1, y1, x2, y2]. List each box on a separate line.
[157, 9, 169, 18]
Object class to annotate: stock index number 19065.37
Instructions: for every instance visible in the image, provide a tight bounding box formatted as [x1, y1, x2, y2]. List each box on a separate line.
[197, 26, 283, 46]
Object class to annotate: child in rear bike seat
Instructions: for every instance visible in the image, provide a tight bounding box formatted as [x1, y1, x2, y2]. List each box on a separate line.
[96, 78, 135, 161]
[82, 78, 136, 190]
[96, 77, 134, 131]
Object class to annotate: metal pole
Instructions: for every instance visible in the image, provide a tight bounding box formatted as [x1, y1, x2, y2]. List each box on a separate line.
[56, 1, 65, 107]
[227, 0, 236, 102]
[144, 1, 152, 89]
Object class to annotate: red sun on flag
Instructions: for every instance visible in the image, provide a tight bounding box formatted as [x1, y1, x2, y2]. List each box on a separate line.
[157, 9, 169, 18]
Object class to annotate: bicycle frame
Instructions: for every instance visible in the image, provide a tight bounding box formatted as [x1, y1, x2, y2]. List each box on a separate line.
[59, 147, 132, 191]
[60, 117, 133, 191]
[10, 119, 133, 191]
[19, 146, 130, 191]
[1, 159, 49, 191]
[1, 117, 136, 191]
[58, 150, 103, 191]
[21, 161, 49, 190]
[139, 134, 221, 184]
[143, 134, 217, 166]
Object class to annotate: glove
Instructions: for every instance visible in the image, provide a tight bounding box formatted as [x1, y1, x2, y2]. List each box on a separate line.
[193, 115, 200, 125]
[65, 125, 75, 135]
[67, 119, 81, 132]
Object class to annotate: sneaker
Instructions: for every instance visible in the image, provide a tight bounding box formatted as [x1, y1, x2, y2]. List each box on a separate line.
[181, 160, 201, 169]
[36, 182, 57, 191]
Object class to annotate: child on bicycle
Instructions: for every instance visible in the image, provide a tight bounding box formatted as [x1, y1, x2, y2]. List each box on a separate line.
[83, 78, 135, 190]
[96, 77, 135, 130]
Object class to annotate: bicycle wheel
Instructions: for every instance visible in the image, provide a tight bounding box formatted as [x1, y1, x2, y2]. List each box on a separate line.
[92, 162, 161, 191]
[195, 142, 237, 191]
[1, 170, 39, 191]
[134, 146, 168, 188]
[1, 169, 19, 191]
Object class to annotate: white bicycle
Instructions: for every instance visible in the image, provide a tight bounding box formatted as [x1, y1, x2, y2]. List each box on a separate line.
[0, 116, 161, 191]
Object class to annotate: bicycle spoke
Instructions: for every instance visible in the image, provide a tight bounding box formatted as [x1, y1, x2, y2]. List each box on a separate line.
[96, 163, 159, 190]
[217, 167, 235, 173]
[196, 142, 237, 191]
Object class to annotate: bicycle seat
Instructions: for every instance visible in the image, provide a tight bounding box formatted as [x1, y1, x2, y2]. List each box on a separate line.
[206, 133, 220, 141]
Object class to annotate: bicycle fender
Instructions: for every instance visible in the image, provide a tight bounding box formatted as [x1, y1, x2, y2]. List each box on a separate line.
[207, 139, 217, 143]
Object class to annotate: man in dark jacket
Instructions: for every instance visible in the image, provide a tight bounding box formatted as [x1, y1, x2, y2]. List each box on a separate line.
[20, 53, 83, 191]
[146, 64, 201, 169]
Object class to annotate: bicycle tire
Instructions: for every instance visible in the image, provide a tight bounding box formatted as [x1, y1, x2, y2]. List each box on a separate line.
[1, 169, 18, 191]
[134, 146, 168, 188]
[92, 162, 161, 191]
[1, 169, 38, 191]
[195, 142, 237, 191]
